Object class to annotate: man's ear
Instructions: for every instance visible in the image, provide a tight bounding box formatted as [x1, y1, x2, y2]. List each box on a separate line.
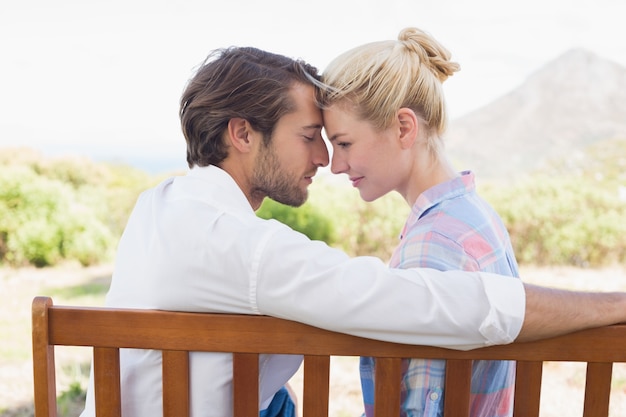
[226, 118, 256, 153]
[397, 108, 418, 149]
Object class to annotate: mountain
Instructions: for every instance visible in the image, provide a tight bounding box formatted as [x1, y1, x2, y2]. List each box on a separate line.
[446, 48, 626, 180]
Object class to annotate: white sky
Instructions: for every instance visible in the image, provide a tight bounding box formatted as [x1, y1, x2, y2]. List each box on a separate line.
[1, 0, 625, 166]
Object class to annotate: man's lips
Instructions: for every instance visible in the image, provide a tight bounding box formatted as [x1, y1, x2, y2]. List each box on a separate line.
[303, 171, 316, 184]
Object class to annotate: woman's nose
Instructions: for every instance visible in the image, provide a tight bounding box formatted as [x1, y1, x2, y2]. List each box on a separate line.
[330, 152, 346, 174]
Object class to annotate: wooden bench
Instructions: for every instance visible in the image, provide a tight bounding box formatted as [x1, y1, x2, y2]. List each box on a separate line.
[32, 296, 626, 417]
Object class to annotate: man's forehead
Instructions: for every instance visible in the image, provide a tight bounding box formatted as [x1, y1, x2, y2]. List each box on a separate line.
[301, 123, 323, 131]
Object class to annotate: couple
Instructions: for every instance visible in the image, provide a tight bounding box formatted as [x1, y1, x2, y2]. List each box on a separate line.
[80, 27, 626, 417]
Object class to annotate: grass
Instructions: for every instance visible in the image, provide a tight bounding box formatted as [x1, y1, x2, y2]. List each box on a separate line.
[0, 264, 110, 417]
[57, 383, 86, 417]
[43, 280, 109, 304]
[40, 279, 108, 417]
[0, 316, 31, 362]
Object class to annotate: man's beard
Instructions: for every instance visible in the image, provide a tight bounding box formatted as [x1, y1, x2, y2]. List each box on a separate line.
[251, 143, 308, 207]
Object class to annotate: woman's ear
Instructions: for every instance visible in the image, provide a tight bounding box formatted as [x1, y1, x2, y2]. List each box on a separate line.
[397, 108, 418, 149]
[226, 118, 256, 153]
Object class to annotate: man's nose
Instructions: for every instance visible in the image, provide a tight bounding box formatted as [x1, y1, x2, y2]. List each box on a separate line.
[313, 137, 330, 167]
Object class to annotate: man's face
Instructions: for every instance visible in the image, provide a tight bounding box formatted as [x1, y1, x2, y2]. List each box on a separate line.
[251, 83, 329, 207]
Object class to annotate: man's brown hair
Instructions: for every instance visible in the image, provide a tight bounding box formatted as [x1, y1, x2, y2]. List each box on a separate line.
[180, 47, 320, 168]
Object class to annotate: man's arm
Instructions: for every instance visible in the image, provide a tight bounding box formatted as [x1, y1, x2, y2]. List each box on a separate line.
[517, 283, 626, 342]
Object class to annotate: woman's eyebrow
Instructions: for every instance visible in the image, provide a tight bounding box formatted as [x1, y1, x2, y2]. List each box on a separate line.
[326, 132, 346, 142]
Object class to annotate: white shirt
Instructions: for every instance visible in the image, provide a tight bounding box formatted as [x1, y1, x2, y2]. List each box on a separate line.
[81, 165, 525, 417]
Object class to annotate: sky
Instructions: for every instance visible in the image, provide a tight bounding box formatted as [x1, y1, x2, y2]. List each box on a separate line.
[1, 0, 625, 172]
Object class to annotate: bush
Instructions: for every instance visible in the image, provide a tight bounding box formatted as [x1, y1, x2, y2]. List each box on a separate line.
[481, 176, 626, 266]
[256, 198, 335, 244]
[3, 146, 625, 269]
[0, 149, 157, 268]
[0, 165, 116, 267]
[305, 177, 409, 260]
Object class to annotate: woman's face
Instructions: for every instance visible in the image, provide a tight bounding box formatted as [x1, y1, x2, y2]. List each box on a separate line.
[323, 104, 408, 202]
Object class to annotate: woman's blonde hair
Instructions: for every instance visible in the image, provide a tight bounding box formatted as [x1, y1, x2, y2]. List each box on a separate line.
[320, 27, 459, 141]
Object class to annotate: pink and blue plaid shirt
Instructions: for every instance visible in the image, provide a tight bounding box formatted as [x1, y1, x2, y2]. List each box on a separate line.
[360, 171, 519, 417]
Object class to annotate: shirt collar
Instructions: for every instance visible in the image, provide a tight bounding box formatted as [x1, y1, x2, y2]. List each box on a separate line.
[400, 170, 476, 239]
[186, 165, 255, 215]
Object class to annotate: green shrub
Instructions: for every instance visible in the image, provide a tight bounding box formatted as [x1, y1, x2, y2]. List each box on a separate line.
[256, 197, 335, 244]
[306, 177, 409, 260]
[2, 146, 625, 269]
[0, 165, 117, 267]
[99, 163, 160, 238]
[481, 176, 626, 266]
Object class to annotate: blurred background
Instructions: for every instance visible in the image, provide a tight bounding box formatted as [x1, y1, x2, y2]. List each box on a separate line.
[2, 0, 625, 172]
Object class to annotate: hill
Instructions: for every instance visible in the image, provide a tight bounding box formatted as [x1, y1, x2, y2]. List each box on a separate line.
[446, 48, 626, 180]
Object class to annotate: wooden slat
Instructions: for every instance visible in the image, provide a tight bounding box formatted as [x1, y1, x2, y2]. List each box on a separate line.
[442, 359, 472, 417]
[582, 362, 613, 417]
[162, 350, 190, 417]
[233, 353, 259, 417]
[374, 357, 402, 417]
[31, 296, 57, 417]
[303, 355, 330, 417]
[45, 305, 626, 362]
[512, 361, 543, 417]
[93, 347, 121, 417]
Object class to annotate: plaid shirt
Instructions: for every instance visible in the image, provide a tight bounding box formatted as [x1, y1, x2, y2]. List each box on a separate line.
[360, 171, 519, 417]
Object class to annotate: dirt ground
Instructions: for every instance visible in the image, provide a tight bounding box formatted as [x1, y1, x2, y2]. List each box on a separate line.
[2, 263, 626, 416]
[0, 263, 113, 417]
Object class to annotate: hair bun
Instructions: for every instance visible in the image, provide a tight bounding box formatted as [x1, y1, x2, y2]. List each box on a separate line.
[398, 27, 460, 82]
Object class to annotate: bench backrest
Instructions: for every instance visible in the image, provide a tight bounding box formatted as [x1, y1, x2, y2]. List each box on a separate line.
[32, 296, 626, 417]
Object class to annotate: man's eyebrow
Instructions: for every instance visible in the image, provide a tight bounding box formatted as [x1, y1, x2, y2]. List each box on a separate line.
[301, 124, 323, 130]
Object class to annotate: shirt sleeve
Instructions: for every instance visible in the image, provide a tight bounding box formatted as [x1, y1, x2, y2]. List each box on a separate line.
[394, 229, 481, 271]
[253, 224, 525, 350]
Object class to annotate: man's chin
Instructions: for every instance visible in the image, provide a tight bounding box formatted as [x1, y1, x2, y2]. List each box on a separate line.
[271, 191, 308, 208]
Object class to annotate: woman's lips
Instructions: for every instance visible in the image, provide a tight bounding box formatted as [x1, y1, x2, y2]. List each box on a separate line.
[350, 177, 363, 187]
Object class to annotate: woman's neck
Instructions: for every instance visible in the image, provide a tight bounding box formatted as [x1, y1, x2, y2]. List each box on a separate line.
[403, 153, 458, 207]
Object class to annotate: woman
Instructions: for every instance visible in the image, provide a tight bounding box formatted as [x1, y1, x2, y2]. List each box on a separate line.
[320, 27, 520, 417]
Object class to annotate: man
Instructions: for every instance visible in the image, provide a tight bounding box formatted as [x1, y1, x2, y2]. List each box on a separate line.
[80, 46, 626, 417]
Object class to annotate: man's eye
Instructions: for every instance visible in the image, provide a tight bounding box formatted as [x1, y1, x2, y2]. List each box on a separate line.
[303, 136, 314, 141]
